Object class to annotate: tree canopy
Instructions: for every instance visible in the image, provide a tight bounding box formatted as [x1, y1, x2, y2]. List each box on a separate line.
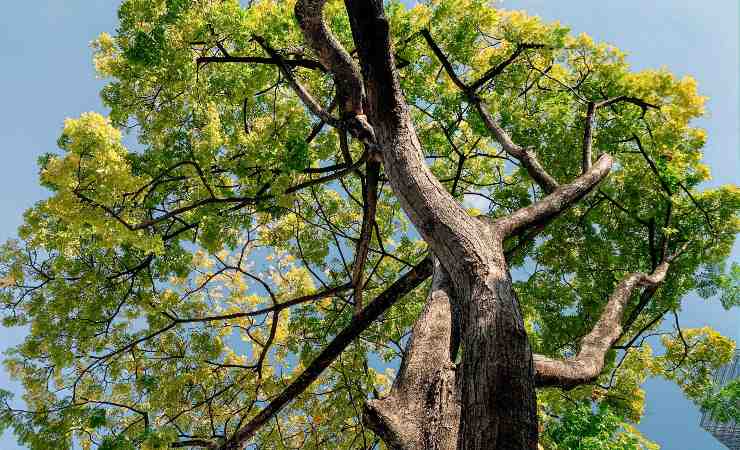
[0, 0, 738, 449]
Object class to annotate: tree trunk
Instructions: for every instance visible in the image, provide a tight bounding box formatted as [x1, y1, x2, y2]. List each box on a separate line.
[363, 254, 538, 450]
[340, 2, 539, 448]
[291, 2, 615, 448]
[456, 248, 538, 449]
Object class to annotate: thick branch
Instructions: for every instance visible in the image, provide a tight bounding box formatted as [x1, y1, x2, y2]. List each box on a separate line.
[534, 261, 670, 389]
[344, 1, 488, 282]
[493, 154, 613, 238]
[218, 257, 433, 450]
[294, 0, 363, 118]
[364, 258, 459, 450]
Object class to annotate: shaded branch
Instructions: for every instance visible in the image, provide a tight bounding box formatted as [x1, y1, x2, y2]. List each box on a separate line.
[352, 158, 380, 314]
[196, 55, 325, 71]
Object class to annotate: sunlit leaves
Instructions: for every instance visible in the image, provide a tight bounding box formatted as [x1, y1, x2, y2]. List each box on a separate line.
[654, 327, 735, 401]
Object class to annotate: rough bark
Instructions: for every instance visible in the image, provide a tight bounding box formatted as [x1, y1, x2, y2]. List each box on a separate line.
[294, 0, 364, 117]
[364, 258, 460, 450]
[343, 2, 541, 448]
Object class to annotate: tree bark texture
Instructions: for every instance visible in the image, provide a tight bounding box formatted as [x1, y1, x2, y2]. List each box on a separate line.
[364, 258, 460, 450]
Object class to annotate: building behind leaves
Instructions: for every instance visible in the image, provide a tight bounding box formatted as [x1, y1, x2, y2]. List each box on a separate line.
[701, 350, 740, 449]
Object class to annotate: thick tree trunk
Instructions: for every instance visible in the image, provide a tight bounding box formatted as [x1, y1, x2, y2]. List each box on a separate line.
[456, 248, 538, 449]
[337, 2, 540, 448]
[341, 2, 539, 448]
[363, 252, 538, 450]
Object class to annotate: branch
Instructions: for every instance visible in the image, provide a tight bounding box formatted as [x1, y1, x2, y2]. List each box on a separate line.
[352, 158, 380, 314]
[582, 101, 597, 173]
[284, 150, 369, 194]
[172, 283, 352, 324]
[420, 29, 467, 92]
[196, 55, 325, 71]
[218, 257, 433, 450]
[632, 133, 673, 196]
[252, 35, 343, 129]
[469, 43, 547, 92]
[534, 259, 673, 389]
[420, 29, 558, 194]
[597, 95, 659, 114]
[582, 96, 659, 173]
[343, 0, 487, 278]
[474, 102, 560, 193]
[493, 154, 613, 238]
[294, 0, 362, 115]
[171, 439, 217, 449]
[363, 257, 459, 449]
[76, 191, 262, 233]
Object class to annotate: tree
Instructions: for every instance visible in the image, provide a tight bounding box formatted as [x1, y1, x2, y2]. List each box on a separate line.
[0, 0, 738, 448]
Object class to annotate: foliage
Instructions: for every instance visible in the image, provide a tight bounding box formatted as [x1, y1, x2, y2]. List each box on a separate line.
[541, 402, 657, 450]
[0, 0, 738, 448]
[701, 378, 740, 424]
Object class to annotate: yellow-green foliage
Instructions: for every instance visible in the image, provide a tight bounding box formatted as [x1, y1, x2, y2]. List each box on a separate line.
[0, 1, 737, 449]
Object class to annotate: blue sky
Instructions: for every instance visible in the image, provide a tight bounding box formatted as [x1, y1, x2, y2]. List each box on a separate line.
[0, 1, 737, 449]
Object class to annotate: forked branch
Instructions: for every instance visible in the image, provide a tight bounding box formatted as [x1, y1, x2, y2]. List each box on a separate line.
[534, 256, 676, 389]
[421, 29, 559, 194]
[493, 154, 613, 238]
[582, 96, 659, 172]
[294, 0, 374, 143]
